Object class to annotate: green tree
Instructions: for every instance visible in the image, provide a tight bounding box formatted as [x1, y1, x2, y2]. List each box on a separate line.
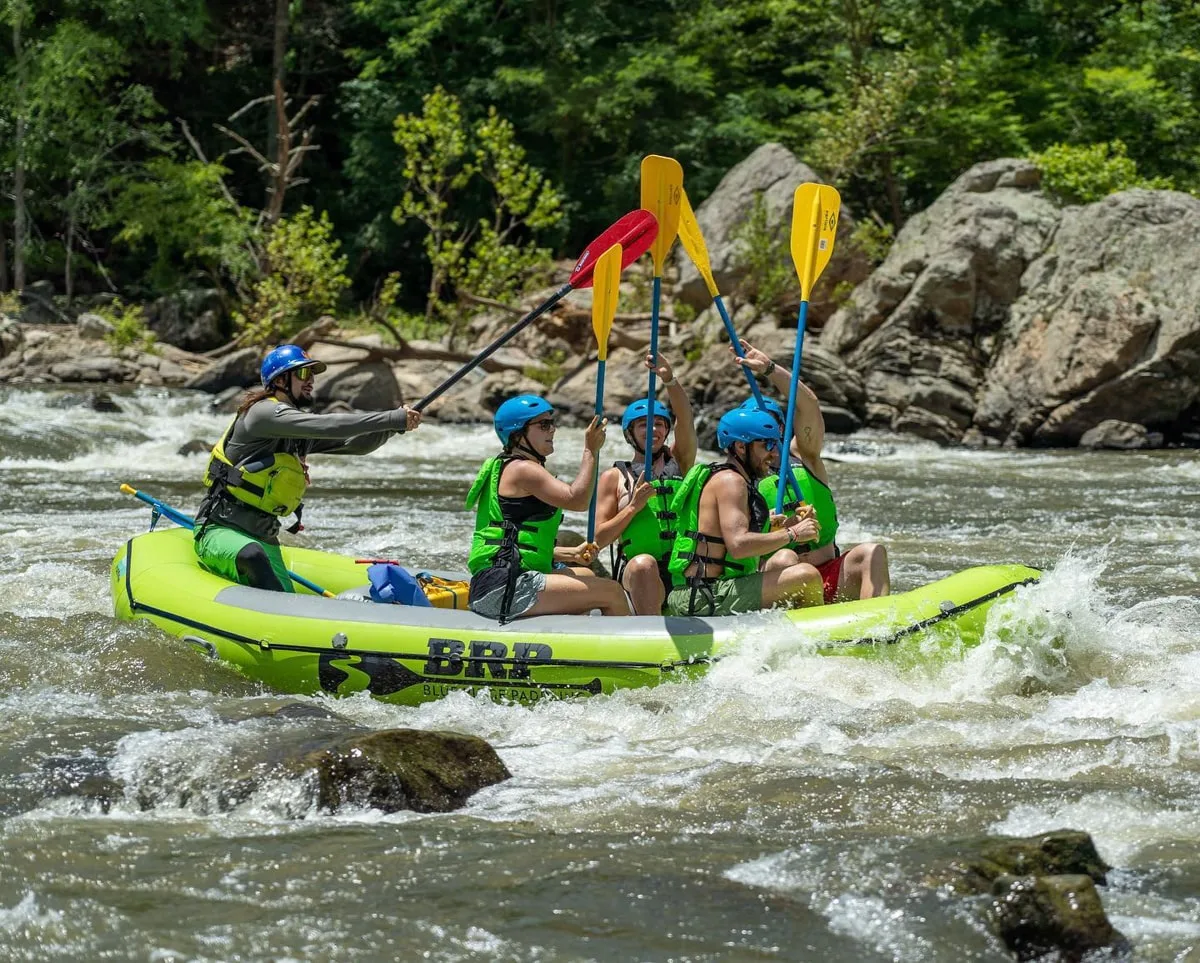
[391, 86, 563, 344]
[233, 205, 350, 344]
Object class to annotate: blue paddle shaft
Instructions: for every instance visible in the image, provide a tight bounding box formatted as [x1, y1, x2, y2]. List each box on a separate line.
[715, 295, 802, 503]
[125, 487, 330, 597]
[776, 300, 810, 515]
[714, 295, 766, 406]
[644, 275, 662, 480]
[586, 359, 607, 543]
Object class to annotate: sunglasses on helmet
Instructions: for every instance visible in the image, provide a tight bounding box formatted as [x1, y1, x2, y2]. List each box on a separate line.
[292, 366, 316, 381]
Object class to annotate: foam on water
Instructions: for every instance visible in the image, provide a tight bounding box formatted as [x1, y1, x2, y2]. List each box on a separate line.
[5, 385, 1200, 958]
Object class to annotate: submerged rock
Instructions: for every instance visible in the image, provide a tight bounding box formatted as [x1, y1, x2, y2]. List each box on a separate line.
[288, 729, 510, 814]
[988, 874, 1131, 962]
[928, 829, 1109, 895]
[927, 830, 1126, 962]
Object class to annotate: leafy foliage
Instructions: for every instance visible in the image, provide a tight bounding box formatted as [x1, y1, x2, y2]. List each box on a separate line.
[391, 87, 563, 343]
[1, 0, 1199, 327]
[233, 207, 350, 345]
[1034, 141, 1173, 205]
[109, 159, 255, 289]
[730, 192, 793, 315]
[100, 300, 155, 351]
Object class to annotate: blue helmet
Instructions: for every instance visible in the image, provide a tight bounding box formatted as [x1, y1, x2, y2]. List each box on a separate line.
[716, 407, 781, 450]
[494, 394, 554, 446]
[261, 344, 326, 387]
[739, 396, 784, 424]
[621, 398, 673, 433]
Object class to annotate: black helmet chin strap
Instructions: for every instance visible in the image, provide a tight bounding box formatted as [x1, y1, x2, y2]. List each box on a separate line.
[728, 443, 758, 484]
[510, 433, 547, 466]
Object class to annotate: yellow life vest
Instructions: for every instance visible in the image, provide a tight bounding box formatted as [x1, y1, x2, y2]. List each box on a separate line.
[203, 416, 308, 518]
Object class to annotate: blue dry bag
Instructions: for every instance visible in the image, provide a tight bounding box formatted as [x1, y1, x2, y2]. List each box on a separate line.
[366, 563, 432, 607]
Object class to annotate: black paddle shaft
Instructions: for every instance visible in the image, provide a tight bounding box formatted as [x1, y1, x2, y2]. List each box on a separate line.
[414, 281, 573, 412]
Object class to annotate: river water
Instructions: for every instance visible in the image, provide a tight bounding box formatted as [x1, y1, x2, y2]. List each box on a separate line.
[1, 384, 1198, 962]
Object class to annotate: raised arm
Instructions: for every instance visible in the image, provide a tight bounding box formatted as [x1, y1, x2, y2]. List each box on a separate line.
[733, 339, 829, 486]
[647, 353, 697, 472]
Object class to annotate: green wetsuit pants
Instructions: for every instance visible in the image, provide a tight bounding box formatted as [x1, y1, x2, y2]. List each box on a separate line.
[194, 524, 294, 593]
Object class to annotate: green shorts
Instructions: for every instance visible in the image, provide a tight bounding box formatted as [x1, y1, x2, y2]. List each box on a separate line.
[194, 524, 293, 592]
[664, 573, 764, 617]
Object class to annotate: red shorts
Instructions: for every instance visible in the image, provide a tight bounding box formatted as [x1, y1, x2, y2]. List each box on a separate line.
[816, 553, 845, 604]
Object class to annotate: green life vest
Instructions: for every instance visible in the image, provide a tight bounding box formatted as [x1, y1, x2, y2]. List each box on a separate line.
[668, 462, 771, 582]
[465, 455, 562, 576]
[758, 464, 839, 551]
[613, 459, 683, 565]
[203, 416, 308, 518]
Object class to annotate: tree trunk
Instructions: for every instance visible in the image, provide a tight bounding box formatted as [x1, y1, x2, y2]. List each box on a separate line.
[64, 205, 75, 304]
[269, 0, 289, 165]
[0, 220, 8, 292]
[882, 152, 903, 228]
[13, 15, 27, 293]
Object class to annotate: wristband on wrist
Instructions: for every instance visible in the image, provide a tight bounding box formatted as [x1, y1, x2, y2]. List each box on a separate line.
[762, 359, 776, 377]
[663, 376, 677, 387]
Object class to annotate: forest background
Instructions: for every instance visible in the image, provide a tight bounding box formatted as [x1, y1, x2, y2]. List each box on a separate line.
[1, 0, 1197, 349]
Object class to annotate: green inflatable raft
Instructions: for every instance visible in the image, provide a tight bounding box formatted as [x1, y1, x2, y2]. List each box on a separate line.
[111, 527, 1039, 707]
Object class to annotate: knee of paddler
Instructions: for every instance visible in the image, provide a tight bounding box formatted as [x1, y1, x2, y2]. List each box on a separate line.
[235, 542, 287, 592]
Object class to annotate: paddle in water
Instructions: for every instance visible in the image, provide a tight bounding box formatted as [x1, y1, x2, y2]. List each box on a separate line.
[775, 183, 841, 515]
[415, 209, 659, 412]
[638, 155, 683, 480]
[119, 484, 335, 597]
[677, 188, 802, 504]
[585, 243, 623, 550]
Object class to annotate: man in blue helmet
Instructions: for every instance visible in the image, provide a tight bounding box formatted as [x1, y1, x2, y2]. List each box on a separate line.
[663, 405, 824, 616]
[593, 353, 696, 614]
[193, 343, 422, 592]
[465, 395, 630, 621]
[731, 337, 890, 602]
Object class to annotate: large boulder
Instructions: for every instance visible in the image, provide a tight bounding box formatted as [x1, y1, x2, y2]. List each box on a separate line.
[674, 143, 870, 328]
[1079, 419, 1164, 450]
[18, 280, 65, 325]
[677, 325, 866, 443]
[821, 159, 1060, 444]
[549, 346, 654, 424]
[143, 289, 226, 352]
[433, 369, 548, 424]
[313, 360, 402, 411]
[973, 188, 1200, 446]
[0, 314, 22, 360]
[184, 346, 261, 394]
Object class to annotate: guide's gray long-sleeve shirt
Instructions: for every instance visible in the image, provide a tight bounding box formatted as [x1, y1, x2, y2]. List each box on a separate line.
[197, 398, 409, 541]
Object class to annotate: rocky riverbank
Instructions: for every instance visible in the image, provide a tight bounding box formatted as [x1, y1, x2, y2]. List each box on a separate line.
[4, 146, 1198, 450]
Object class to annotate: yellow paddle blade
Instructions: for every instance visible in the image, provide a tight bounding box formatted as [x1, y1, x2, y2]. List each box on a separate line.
[639, 154, 684, 276]
[591, 243, 622, 362]
[677, 189, 719, 298]
[790, 182, 841, 301]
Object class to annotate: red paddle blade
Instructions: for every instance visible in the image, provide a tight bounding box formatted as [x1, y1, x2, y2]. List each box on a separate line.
[570, 209, 659, 289]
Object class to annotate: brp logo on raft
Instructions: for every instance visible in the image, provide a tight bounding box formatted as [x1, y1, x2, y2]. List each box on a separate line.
[423, 638, 553, 680]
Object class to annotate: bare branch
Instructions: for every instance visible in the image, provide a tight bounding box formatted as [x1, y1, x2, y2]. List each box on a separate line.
[227, 94, 274, 122]
[178, 118, 240, 208]
[288, 95, 321, 130]
[215, 124, 274, 172]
